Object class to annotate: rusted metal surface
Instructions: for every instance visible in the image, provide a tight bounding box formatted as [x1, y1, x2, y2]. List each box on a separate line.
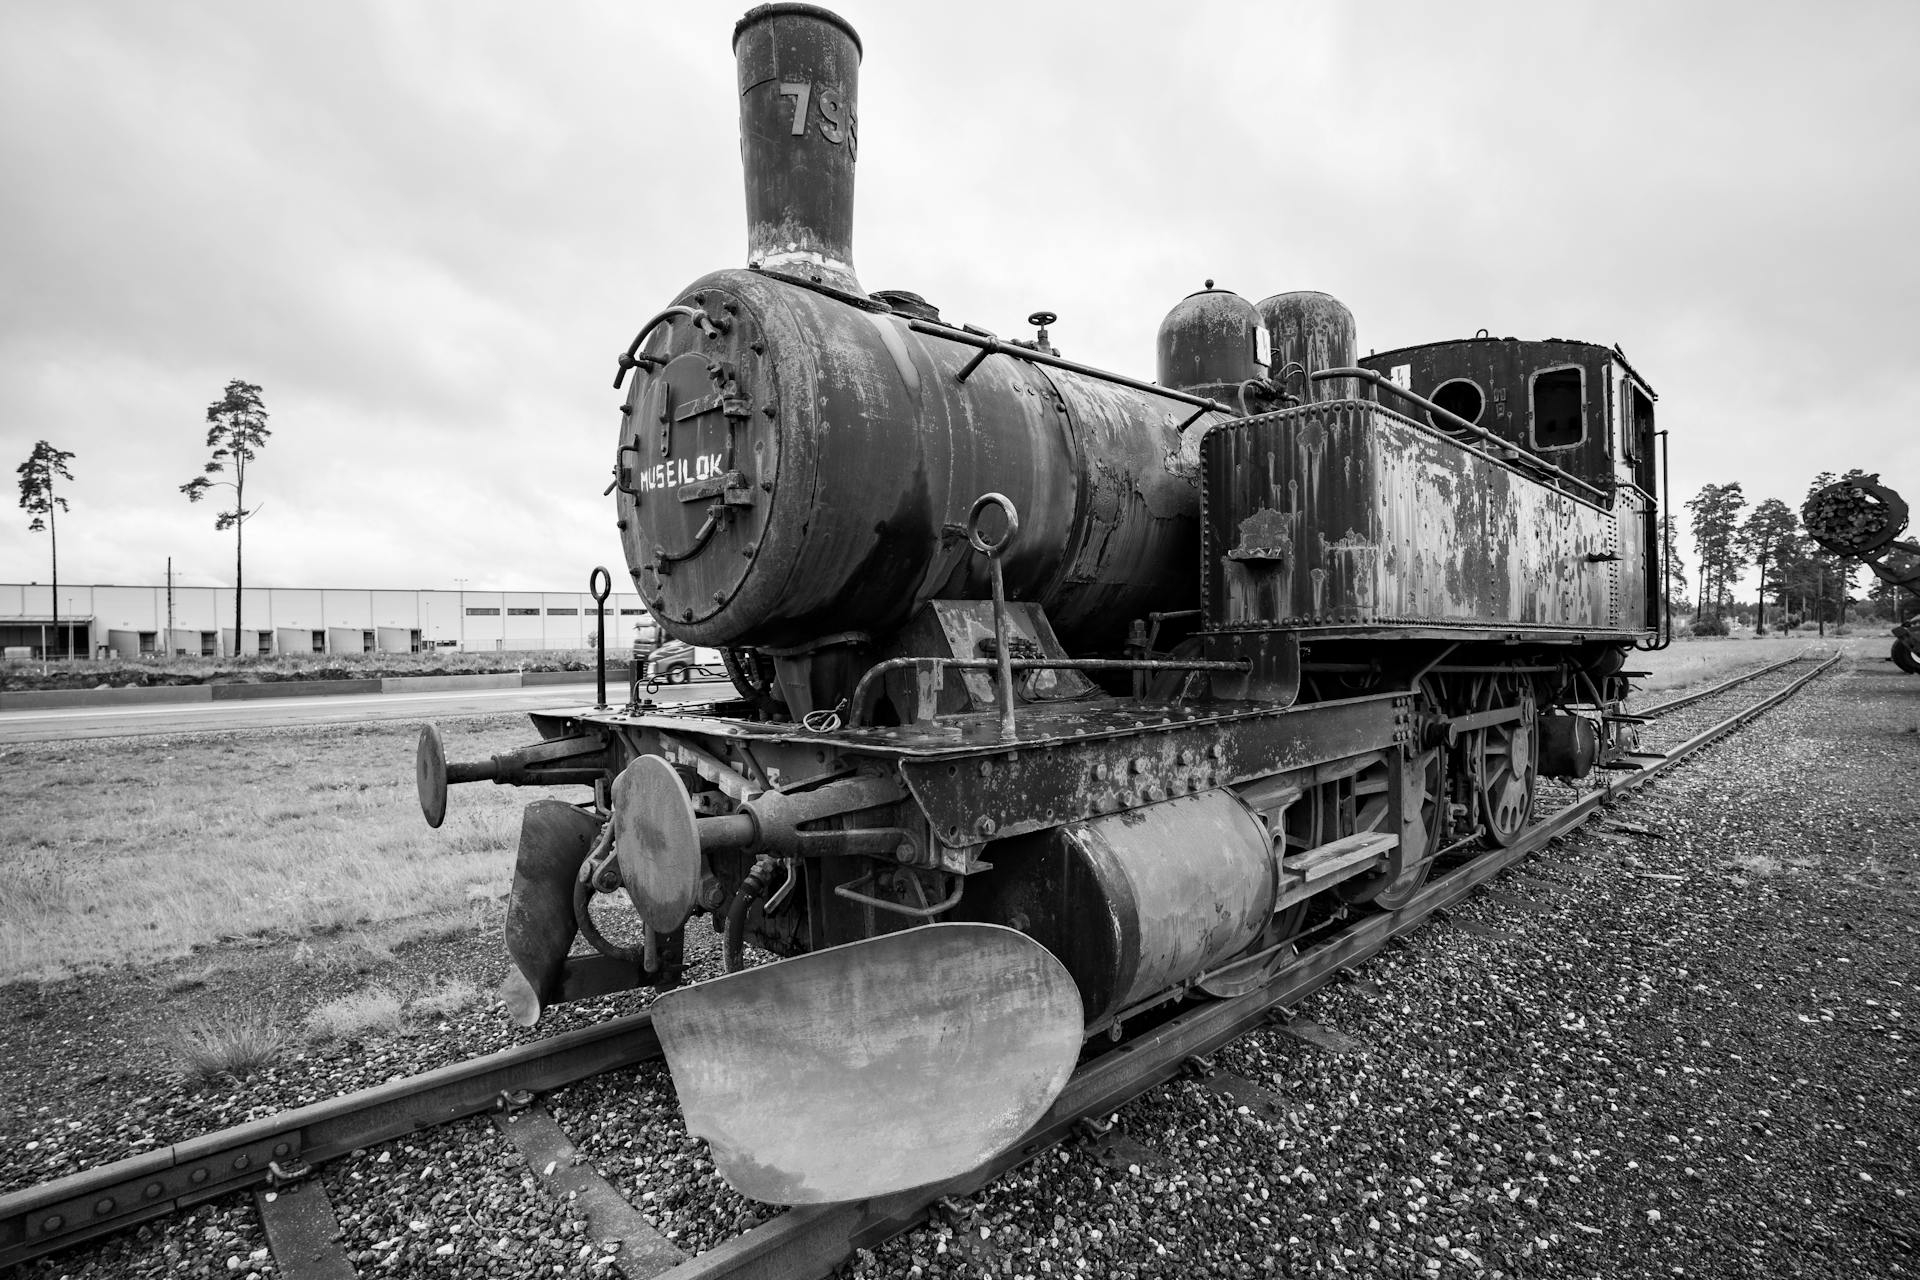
[1202, 400, 1638, 635]
[735, 4, 863, 294]
[18, 658, 1840, 1274]
[1358, 337, 1632, 486]
[615, 272, 1215, 655]
[1307, 366, 1608, 505]
[1257, 291, 1356, 402]
[613, 755, 705, 934]
[845, 654, 1250, 729]
[1155, 283, 1265, 403]
[652, 924, 1083, 1204]
[616, 8, 1229, 658]
[896, 691, 1409, 848]
[951, 790, 1274, 1024]
[414, 723, 614, 829]
[501, 799, 605, 1025]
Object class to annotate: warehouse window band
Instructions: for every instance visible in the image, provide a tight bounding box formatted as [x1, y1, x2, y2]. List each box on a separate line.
[465, 607, 500, 616]
[508, 607, 540, 616]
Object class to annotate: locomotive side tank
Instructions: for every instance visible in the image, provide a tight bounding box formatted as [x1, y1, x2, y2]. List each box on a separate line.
[1202, 400, 1629, 632]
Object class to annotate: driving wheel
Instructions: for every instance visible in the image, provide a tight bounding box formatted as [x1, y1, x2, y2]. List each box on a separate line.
[1466, 672, 1537, 847]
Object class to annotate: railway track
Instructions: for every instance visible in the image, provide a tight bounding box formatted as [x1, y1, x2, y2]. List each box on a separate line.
[1632, 649, 1812, 718]
[2, 652, 1842, 1279]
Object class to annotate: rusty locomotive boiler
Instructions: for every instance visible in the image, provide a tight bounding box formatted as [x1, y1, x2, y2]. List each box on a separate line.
[414, 2, 1667, 1204]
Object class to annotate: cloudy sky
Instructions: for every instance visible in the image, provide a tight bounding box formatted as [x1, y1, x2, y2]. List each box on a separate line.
[3, 1, 1915, 598]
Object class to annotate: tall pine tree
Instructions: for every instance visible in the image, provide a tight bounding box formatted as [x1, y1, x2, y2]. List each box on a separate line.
[16, 441, 76, 658]
[181, 380, 271, 658]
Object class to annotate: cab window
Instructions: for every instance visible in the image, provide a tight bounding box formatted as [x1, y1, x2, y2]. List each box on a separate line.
[1531, 366, 1584, 450]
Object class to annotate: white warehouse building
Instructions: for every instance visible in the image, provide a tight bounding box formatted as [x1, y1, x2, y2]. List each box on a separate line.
[0, 582, 658, 659]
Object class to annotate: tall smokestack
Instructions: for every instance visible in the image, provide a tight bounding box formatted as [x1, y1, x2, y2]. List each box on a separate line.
[733, 4, 864, 294]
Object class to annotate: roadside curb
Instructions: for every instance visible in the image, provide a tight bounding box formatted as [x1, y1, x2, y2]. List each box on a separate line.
[0, 665, 642, 712]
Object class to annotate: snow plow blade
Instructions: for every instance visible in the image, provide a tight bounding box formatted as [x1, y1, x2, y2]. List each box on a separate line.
[651, 923, 1084, 1205]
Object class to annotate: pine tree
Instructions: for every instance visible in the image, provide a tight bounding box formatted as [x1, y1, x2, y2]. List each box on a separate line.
[16, 441, 76, 658]
[1685, 483, 1747, 622]
[181, 380, 271, 658]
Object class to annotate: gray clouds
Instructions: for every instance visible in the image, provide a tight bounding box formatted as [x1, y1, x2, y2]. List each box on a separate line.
[3, 1, 1914, 593]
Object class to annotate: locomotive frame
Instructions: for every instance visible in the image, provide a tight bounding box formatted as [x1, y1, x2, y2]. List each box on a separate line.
[415, 1, 1666, 1204]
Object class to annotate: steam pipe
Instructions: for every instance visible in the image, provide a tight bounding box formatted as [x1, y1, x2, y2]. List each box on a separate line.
[909, 319, 1231, 418]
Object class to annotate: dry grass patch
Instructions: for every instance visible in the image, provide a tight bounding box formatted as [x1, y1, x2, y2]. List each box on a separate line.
[174, 1006, 293, 1085]
[410, 978, 482, 1019]
[2, 647, 601, 692]
[305, 987, 406, 1041]
[0, 715, 548, 983]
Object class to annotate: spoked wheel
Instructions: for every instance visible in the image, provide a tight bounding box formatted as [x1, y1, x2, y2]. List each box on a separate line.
[1465, 672, 1538, 847]
[1367, 740, 1447, 910]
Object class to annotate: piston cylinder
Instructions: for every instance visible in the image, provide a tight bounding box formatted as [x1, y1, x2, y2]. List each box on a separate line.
[953, 790, 1276, 1026]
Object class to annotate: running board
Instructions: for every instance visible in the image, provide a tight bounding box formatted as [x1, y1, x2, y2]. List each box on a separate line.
[1275, 831, 1397, 910]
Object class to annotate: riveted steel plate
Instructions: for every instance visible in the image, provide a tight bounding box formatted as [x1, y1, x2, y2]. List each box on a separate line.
[899, 692, 1410, 849]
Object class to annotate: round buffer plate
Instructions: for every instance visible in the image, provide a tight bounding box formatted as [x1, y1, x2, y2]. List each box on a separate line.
[416, 724, 448, 829]
[612, 754, 703, 934]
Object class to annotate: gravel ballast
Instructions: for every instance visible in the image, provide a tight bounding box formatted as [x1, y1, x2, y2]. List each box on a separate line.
[6, 653, 1914, 1278]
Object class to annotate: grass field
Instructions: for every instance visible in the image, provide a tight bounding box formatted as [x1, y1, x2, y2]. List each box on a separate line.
[1, 648, 607, 692]
[1625, 633, 1869, 702]
[0, 633, 1891, 987]
[0, 715, 543, 984]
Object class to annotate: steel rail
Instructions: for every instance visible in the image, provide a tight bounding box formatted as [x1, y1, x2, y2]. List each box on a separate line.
[0, 1009, 662, 1267]
[2, 654, 1839, 1274]
[654, 652, 1842, 1280]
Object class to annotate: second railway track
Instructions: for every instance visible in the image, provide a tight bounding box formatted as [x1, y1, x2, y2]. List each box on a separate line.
[0, 652, 1851, 1278]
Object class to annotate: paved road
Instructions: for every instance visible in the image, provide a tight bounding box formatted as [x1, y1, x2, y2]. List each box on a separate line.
[0, 676, 734, 744]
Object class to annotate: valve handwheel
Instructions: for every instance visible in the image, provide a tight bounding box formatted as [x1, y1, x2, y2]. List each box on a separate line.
[1026, 310, 1057, 352]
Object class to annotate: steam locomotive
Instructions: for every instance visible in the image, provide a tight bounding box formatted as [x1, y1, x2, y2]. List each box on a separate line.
[415, 2, 1663, 1205]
